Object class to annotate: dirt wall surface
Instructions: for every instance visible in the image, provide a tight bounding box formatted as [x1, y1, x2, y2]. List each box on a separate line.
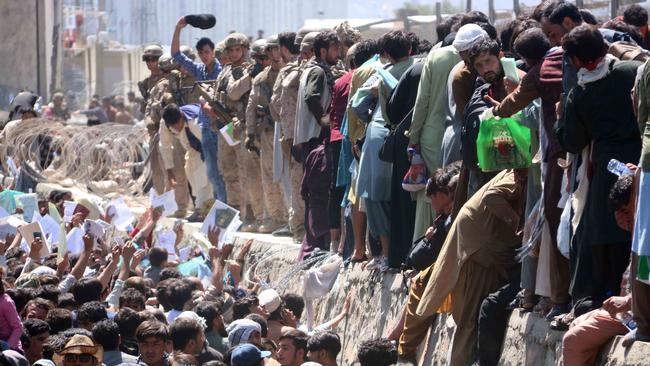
[232, 235, 650, 366]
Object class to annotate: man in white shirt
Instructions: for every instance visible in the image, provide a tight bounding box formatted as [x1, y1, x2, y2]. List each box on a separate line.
[160, 104, 214, 221]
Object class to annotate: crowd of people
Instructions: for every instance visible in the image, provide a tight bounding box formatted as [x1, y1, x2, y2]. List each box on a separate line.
[3, 0, 650, 365]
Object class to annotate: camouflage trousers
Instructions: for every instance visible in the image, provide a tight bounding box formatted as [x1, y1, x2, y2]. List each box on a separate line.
[259, 128, 287, 221]
[218, 133, 264, 220]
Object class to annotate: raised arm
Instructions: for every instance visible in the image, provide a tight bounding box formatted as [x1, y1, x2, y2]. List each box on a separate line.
[70, 234, 94, 280]
[97, 245, 121, 290]
[171, 16, 186, 55]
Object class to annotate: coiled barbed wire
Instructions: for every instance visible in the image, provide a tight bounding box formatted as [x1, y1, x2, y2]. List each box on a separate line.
[244, 246, 334, 293]
[5, 118, 150, 196]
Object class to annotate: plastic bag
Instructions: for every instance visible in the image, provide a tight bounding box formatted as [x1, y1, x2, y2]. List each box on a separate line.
[402, 148, 427, 192]
[476, 109, 532, 172]
[557, 200, 572, 259]
[516, 197, 544, 261]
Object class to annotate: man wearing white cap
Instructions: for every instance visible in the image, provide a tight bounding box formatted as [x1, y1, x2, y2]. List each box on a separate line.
[258, 289, 285, 342]
[407, 23, 487, 240]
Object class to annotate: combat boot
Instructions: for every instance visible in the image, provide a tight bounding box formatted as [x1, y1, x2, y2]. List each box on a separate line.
[258, 219, 285, 234]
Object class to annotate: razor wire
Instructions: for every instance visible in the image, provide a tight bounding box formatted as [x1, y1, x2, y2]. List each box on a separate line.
[5, 118, 150, 195]
[244, 246, 335, 294]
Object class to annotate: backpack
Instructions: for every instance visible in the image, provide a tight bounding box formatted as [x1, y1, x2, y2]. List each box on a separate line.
[460, 82, 491, 168]
[405, 215, 448, 271]
[608, 41, 650, 62]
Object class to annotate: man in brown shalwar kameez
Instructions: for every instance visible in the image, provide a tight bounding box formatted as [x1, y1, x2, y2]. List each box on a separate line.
[416, 168, 527, 366]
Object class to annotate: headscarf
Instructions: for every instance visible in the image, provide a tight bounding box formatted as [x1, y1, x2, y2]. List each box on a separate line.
[225, 319, 261, 347]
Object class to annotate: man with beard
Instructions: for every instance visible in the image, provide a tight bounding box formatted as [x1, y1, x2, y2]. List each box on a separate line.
[294, 31, 340, 258]
[294, 30, 340, 158]
[458, 37, 508, 198]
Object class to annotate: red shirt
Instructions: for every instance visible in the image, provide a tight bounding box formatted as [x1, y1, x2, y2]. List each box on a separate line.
[329, 70, 353, 142]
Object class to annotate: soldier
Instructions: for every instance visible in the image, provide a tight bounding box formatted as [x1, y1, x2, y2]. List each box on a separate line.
[172, 16, 226, 204]
[146, 54, 191, 219]
[138, 44, 164, 115]
[331, 21, 362, 78]
[267, 31, 318, 242]
[212, 33, 263, 232]
[177, 46, 203, 105]
[139, 44, 166, 198]
[215, 41, 230, 67]
[245, 35, 289, 234]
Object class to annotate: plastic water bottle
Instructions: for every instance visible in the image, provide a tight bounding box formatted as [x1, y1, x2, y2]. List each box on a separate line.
[607, 159, 632, 177]
[617, 311, 638, 330]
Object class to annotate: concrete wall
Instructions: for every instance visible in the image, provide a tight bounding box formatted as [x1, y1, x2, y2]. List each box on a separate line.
[0, 0, 39, 109]
[233, 235, 650, 366]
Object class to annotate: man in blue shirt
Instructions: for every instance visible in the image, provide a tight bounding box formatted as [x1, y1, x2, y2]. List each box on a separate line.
[172, 16, 227, 210]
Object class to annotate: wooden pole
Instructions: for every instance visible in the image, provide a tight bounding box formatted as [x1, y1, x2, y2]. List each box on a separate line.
[488, 0, 495, 23]
[513, 0, 520, 16]
[466, 0, 472, 12]
[436, 1, 442, 23]
[611, 0, 619, 20]
[575, 0, 583, 8]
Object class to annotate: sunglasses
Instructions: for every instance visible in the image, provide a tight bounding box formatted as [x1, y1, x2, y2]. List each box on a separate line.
[64, 354, 94, 363]
[256, 55, 269, 61]
[143, 56, 159, 62]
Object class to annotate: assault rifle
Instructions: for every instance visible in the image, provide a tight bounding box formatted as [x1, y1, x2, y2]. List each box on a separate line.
[181, 80, 236, 131]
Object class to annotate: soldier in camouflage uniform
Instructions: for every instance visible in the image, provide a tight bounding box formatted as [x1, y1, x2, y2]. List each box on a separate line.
[267, 31, 317, 242]
[138, 44, 165, 114]
[215, 41, 230, 67]
[245, 35, 288, 234]
[146, 55, 191, 218]
[213, 33, 263, 232]
[139, 44, 167, 197]
[177, 46, 203, 105]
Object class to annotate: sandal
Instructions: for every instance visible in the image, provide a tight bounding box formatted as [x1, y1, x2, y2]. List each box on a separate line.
[521, 290, 536, 312]
[549, 312, 574, 331]
[349, 255, 368, 263]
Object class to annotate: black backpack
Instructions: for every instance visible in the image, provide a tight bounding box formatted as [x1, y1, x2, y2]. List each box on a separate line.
[405, 215, 449, 271]
[460, 82, 491, 168]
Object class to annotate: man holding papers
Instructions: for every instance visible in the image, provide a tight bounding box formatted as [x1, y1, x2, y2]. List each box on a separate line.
[160, 104, 214, 222]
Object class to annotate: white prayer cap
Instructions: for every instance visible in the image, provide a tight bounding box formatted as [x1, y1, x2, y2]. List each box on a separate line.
[453, 24, 488, 52]
[258, 288, 281, 313]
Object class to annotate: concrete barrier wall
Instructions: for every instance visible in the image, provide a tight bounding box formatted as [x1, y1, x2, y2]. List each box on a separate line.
[234, 235, 650, 366]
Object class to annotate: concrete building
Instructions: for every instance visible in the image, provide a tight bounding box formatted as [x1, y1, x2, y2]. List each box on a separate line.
[103, 0, 351, 46]
[0, 0, 64, 111]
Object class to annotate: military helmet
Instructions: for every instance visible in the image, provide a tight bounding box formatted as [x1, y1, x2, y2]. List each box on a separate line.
[142, 44, 163, 60]
[265, 34, 279, 48]
[179, 45, 196, 60]
[250, 39, 267, 58]
[215, 41, 226, 58]
[295, 27, 320, 47]
[158, 54, 177, 71]
[300, 32, 319, 53]
[224, 32, 249, 49]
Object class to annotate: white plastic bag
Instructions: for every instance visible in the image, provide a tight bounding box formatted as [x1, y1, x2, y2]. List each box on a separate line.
[557, 200, 572, 259]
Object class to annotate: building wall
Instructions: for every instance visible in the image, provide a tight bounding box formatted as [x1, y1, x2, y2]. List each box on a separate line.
[0, 0, 40, 109]
[104, 0, 349, 47]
